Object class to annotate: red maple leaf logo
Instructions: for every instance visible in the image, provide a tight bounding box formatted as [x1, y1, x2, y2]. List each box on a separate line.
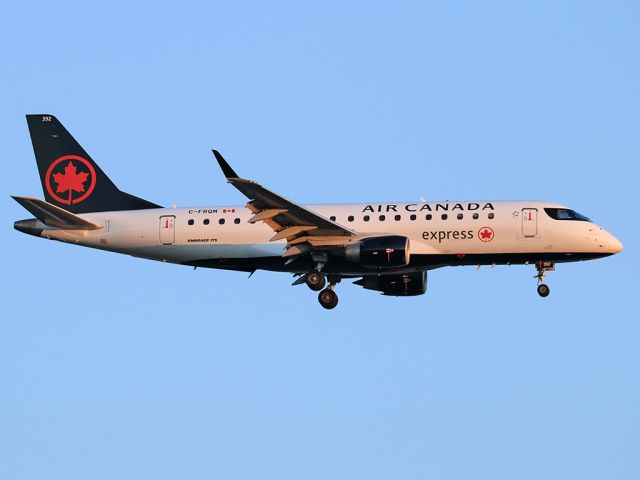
[479, 227, 494, 242]
[52, 161, 89, 204]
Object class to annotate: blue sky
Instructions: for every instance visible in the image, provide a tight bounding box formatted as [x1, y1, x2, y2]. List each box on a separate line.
[1, 1, 638, 479]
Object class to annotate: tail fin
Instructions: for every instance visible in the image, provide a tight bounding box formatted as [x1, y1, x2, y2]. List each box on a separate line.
[26, 114, 161, 213]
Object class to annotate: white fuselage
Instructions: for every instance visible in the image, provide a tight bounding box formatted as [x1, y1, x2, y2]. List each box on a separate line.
[31, 200, 622, 273]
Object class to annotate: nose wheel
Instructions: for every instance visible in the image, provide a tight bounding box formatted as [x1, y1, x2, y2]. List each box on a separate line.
[537, 283, 550, 297]
[534, 261, 554, 298]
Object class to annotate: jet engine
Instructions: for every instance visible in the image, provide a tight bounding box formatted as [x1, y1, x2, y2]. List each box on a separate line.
[345, 235, 410, 268]
[354, 271, 427, 296]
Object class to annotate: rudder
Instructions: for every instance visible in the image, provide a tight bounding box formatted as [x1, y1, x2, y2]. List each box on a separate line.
[26, 114, 160, 213]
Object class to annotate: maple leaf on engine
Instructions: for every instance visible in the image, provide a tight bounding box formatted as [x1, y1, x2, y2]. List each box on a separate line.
[53, 161, 89, 195]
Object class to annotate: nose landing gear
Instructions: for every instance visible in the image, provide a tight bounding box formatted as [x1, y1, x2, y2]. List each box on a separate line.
[534, 261, 554, 298]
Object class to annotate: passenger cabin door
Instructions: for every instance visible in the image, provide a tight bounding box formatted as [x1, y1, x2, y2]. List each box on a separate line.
[159, 215, 175, 245]
[521, 208, 538, 237]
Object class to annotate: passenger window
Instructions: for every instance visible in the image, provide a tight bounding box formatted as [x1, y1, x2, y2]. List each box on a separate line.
[395, 214, 401, 221]
[379, 215, 386, 221]
[348, 215, 354, 222]
[410, 214, 416, 221]
[330, 216, 336, 221]
[426, 214, 432, 220]
[234, 218, 240, 224]
[472, 213, 479, 220]
[457, 213, 463, 220]
[188, 219, 194, 226]
[441, 214, 448, 220]
[488, 213, 495, 219]
[363, 215, 370, 222]
[203, 219, 210, 225]
[219, 218, 225, 225]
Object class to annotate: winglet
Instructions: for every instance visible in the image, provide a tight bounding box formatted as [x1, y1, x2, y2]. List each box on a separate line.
[212, 150, 239, 179]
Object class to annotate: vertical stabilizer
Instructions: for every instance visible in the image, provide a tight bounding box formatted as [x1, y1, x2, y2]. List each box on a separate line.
[26, 114, 160, 213]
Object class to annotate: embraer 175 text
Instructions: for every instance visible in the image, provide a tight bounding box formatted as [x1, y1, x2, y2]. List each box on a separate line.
[14, 115, 623, 309]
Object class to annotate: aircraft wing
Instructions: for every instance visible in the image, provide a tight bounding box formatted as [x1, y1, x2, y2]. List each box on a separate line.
[213, 150, 356, 257]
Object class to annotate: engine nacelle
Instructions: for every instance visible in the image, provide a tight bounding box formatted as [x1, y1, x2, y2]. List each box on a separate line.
[345, 235, 410, 268]
[354, 271, 427, 296]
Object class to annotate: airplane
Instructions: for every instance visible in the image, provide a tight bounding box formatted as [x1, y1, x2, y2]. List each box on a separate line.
[13, 114, 623, 309]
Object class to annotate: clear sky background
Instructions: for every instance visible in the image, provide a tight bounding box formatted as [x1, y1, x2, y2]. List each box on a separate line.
[1, 1, 638, 479]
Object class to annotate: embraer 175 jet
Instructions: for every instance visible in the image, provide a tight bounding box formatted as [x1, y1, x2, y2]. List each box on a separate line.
[13, 115, 623, 309]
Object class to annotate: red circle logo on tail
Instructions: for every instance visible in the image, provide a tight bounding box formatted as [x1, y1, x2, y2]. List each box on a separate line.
[45, 155, 96, 205]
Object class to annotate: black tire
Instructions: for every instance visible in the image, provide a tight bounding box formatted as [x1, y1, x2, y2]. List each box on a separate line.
[537, 283, 550, 297]
[318, 288, 339, 309]
[306, 272, 326, 291]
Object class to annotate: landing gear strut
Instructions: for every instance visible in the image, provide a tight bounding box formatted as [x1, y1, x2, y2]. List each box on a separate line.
[534, 261, 554, 298]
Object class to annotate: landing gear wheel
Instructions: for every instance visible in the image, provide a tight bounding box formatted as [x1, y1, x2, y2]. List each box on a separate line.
[537, 283, 550, 298]
[305, 272, 326, 291]
[534, 262, 554, 298]
[318, 288, 339, 309]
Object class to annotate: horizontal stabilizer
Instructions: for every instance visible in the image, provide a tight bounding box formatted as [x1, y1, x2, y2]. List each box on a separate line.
[12, 196, 102, 230]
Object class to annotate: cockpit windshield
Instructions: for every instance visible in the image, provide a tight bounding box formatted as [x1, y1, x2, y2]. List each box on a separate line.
[544, 208, 591, 222]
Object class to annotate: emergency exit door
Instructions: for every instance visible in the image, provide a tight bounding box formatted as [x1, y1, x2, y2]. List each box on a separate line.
[521, 208, 537, 237]
[159, 215, 175, 244]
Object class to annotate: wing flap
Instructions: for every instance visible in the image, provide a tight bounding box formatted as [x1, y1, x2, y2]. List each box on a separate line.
[248, 208, 288, 224]
[270, 225, 318, 242]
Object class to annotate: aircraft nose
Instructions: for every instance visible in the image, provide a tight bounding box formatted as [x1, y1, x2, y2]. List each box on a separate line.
[592, 228, 623, 254]
[608, 234, 623, 254]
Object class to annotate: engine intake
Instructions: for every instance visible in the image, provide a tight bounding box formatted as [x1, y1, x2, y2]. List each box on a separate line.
[345, 235, 410, 268]
[354, 271, 427, 296]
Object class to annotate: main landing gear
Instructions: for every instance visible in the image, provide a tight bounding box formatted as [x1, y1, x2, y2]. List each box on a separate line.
[318, 287, 338, 309]
[305, 271, 326, 291]
[301, 271, 341, 309]
[534, 261, 555, 298]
